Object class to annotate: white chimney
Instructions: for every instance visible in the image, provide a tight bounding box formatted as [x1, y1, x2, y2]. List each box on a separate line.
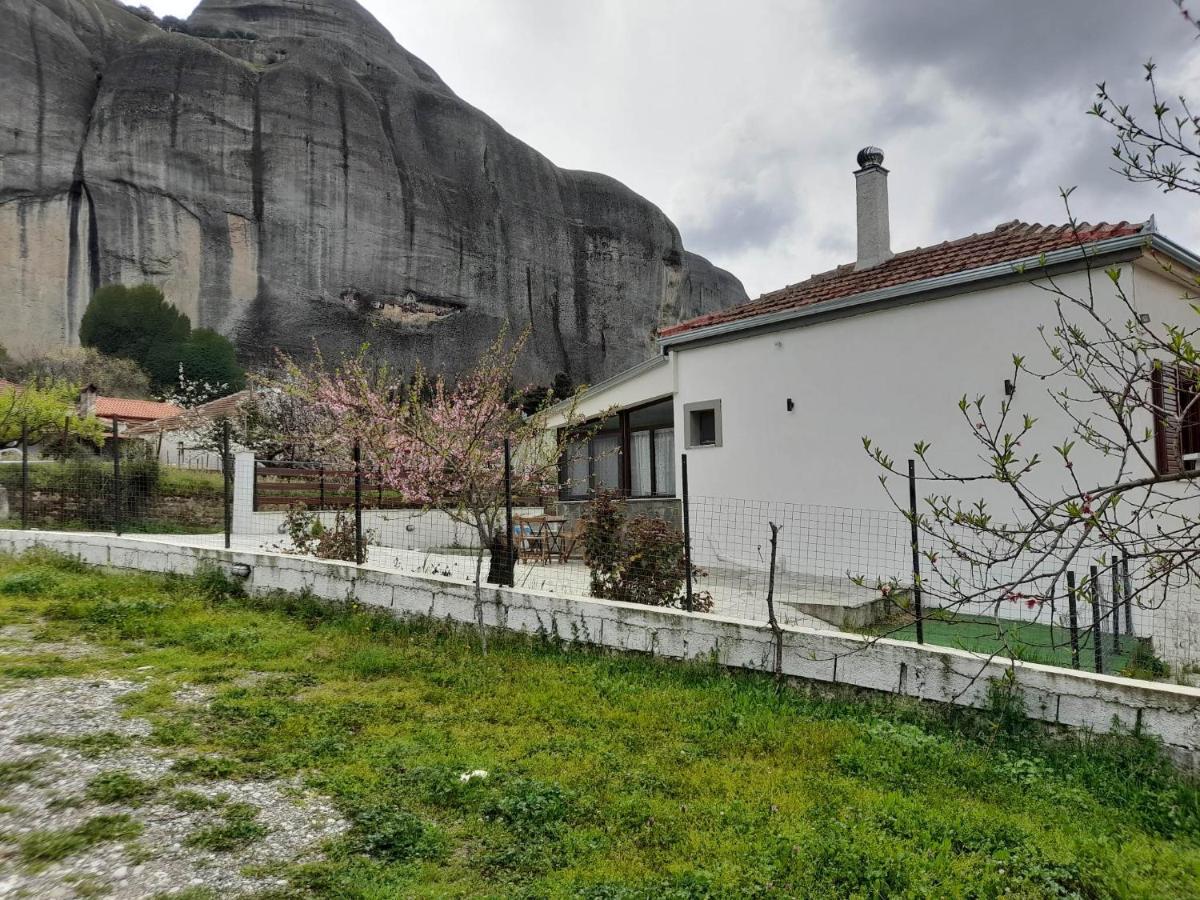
[854, 146, 892, 271]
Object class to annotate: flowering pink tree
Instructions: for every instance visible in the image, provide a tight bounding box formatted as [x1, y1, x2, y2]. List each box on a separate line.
[278, 330, 588, 613]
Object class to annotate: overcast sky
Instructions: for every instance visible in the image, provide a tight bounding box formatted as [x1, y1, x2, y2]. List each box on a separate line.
[143, 0, 1200, 298]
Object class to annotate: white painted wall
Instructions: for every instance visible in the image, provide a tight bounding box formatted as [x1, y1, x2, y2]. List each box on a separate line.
[672, 262, 1191, 510]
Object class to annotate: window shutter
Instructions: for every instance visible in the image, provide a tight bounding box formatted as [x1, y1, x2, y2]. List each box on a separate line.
[1152, 362, 1182, 475]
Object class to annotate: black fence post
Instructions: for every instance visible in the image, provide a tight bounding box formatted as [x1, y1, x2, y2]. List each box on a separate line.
[111, 417, 122, 536]
[1066, 570, 1080, 669]
[59, 415, 69, 524]
[20, 419, 29, 530]
[222, 420, 232, 550]
[1089, 564, 1104, 674]
[1122, 554, 1134, 637]
[504, 436, 515, 588]
[353, 439, 363, 565]
[1110, 555, 1121, 656]
[907, 459, 924, 644]
[682, 453, 693, 613]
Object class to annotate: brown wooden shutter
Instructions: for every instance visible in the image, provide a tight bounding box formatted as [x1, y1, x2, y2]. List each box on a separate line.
[1152, 362, 1182, 475]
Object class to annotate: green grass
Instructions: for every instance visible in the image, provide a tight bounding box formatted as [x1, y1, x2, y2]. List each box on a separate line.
[85, 771, 157, 806]
[0, 549, 1198, 896]
[0, 463, 223, 500]
[185, 801, 268, 851]
[873, 611, 1138, 673]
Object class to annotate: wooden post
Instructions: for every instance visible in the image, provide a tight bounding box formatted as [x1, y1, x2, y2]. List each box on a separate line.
[1110, 556, 1121, 656]
[1089, 565, 1104, 674]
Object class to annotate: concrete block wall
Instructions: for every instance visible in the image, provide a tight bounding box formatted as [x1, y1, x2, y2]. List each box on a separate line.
[2, 530, 1199, 765]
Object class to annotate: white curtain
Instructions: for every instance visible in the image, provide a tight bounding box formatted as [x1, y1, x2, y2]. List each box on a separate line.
[631, 431, 652, 496]
[654, 428, 675, 495]
[593, 432, 621, 491]
[566, 439, 589, 497]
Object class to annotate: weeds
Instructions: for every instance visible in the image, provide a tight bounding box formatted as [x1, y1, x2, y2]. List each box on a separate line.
[16, 814, 142, 869]
[1, 549, 1199, 895]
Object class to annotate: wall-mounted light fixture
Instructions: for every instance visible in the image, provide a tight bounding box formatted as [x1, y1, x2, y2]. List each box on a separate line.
[227, 563, 252, 579]
[1138, 313, 1152, 325]
[786, 398, 795, 412]
[1004, 379, 1015, 397]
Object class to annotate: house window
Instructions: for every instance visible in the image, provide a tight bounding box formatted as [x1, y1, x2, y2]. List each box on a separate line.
[1151, 363, 1200, 473]
[628, 399, 674, 497]
[559, 399, 676, 498]
[561, 415, 621, 499]
[684, 399, 722, 449]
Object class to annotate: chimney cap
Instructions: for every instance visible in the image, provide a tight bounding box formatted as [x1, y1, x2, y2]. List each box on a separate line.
[856, 146, 885, 169]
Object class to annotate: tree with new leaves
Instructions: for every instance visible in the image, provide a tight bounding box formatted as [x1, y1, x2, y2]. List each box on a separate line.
[860, 8, 1200, 674]
[0, 379, 105, 448]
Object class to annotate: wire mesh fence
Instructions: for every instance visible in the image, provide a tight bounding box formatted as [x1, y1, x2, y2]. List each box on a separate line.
[0, 421, 232, 539]
[3, 429, 1198, 683]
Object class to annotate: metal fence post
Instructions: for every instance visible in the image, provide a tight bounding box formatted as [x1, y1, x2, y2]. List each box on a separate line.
[353, 439, 363, 565]
[907, 459, 924, 644]
[681, 452, 693, 612]
[1089, 564, 1104, 674]
[1110, 555, 1121, 655]
[111, 417, 121, 536]
[222, 421, 232, 550]
[59, 415, 69, 524]
[1122, 554, 1134, 637]
[504, 436, 515, 588]
[20, 419, 29, 530]
[1066, 570, 1080, 669]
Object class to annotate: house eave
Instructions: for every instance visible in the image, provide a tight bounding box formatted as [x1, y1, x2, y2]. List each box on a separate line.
[658, 231, 1175, 351]
[543, 355, 669, 417]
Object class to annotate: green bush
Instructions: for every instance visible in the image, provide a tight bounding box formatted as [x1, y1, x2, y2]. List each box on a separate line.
[80, 284, 190, 366]
[581, 492, 710, 611]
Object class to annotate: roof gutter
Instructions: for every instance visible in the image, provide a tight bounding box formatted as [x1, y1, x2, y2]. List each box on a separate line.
[659, 230, 1176, 351]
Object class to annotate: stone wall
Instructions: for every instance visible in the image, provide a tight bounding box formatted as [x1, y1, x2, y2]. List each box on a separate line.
[2, 529, 1199, 767]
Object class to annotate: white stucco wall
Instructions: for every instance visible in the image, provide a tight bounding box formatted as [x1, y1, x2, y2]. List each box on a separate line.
[672, 261, 1191, 509]
[3, 529, 1199, 767]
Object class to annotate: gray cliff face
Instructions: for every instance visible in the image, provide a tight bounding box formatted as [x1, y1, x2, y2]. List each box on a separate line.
[1, 0, 747, 381]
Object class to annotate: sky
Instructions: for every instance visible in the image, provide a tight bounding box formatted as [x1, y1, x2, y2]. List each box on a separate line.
[141, 0, 1200, 299]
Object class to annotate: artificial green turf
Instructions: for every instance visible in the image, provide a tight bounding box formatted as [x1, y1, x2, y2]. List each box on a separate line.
[875, 611, 1136, 674]
[0, 549, 1198, 897]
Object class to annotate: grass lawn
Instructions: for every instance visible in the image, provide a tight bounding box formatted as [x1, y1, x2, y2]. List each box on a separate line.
[1, 550, 1199, 897]
[874, 611, 1137, 675]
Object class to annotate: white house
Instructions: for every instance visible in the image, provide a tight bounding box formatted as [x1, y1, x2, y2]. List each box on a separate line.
[550, 147, 1199, 512]
[546, 148, 1200, 659]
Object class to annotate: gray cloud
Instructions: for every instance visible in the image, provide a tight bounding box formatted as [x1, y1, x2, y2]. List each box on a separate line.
[143, 0, 1200, 297]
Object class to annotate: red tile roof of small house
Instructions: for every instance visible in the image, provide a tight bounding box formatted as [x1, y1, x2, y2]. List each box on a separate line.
[124, 390, 250, 436]
[660, 220, 1148, 339]
[93, 396, 183, 423]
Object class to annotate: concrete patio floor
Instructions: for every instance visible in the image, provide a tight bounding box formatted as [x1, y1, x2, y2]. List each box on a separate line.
[129, 533, 883, 630]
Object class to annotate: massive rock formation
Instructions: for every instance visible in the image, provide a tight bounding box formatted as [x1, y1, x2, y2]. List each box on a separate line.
[1, 0, 746, 381]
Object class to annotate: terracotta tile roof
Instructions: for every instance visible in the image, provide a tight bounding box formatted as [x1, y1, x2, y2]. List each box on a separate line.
[124, 390, 251, 436]
[94, 396, 183, 422]
[660, 220, 1148, 339]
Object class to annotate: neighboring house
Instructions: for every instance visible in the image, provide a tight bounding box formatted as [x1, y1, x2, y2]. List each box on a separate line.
[125, 390, 251, 470]
[547, 147, 1200, 517]
[77, 384, 182, 438]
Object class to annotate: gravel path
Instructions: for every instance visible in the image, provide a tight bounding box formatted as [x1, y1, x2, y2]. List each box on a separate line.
[0, 628, 346, 898]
